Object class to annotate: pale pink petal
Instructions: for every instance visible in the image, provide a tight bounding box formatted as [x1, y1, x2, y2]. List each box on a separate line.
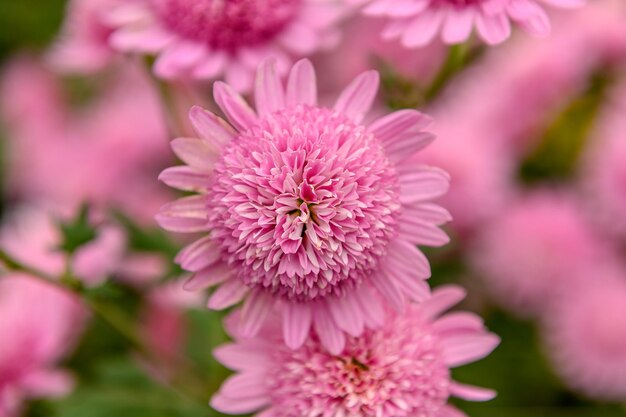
[401, 9, 445, 47]
[368, 109, 432, 142]
[387, 239, 431, 279]
[313, 305, 346, 355]
[450, 382, 497, 401]
[170, 137, 218, 171]
[386, 0, 430, 17]
[213, 343, 269, 371]
[175, 236, 220, 272]
[402, 203, 452, 225]
[158, 166, 211, 193]
[327, 293, 365, 337]
[421, 285, 467, 319]
[239, 291, 274, 338]
[189, 105, 236, 147]
[369, 271, 405, 311]
[156, 196, 209, 232]
[154, 41, 206, 79]
[282, 302, 313, 349]
[278, 23, 319, 55]
[109, 27, 174, 52]
[255, 58, 286, 117]
[207, 279, 248, 310]
[476, 12, 511, 45]
[354, 285, 385, 328]
[433, 312, 485, 334]
[286, 59, 317, 107]
[183, 264, 232, 291]
[383, 267, 431, 302]
[211, 391, 269, 415]
[334, 70, 380, 124]
[442, 334, 501, 367]
[213, 81, 258, 131]
[398, 216, 450, 247]
[507, 0, 550, 37]
[20, 369, 74, 398]
[192, 52, 227, 79]
[385, 131, 436, 164]
[398, 165, 450, 204]
[219, 373, 269, 399]
[442, 8, 475, 44]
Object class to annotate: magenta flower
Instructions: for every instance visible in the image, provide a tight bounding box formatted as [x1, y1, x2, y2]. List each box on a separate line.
[0, 275, 85, 416]
[355, 0, 585, 47]
[211, 285, 499, 417]
[107, 0, 343, 91]
[157, 58, 450, 353]
[544, 272, 626, 401]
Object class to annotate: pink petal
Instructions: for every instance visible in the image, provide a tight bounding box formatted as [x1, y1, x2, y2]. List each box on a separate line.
[401, 9, 445, 47]
[402, 203, 452, 225]
[442, 334, 500, 367]
[286, 59, 317, 107]
[219, 373, 268, 399]
[507, 0, 550, 37]
[438, 405, 469, 417]
[450, 382, 497, 401]
[213, 343, 269, 371]
[176, 236, 220, 272]
[385, 131, 436, 164]
[207, 279, 248, 310]
[383, 267, 430, 302]
[159, 166, 210, 193]
[192, 52, 227, 79]
[386, 0, 430, 17]
[334, 70, 379, 124]
[370, 271, 405, 312]
[109, 27, 174, 52]
[189, 105, 235, 147]
[278, 23, 319, 54]
[313, 305, 346, 355]
[183, 263, 232, 291]
[420, 285, 466, 319]
[433, 312, 485, 334]
[20, 370, 74, 397]
[398, 216, 450, 247]
[155, 196, 209, 233]
[154, 41, 206, 79]
[211, 391, 269, 415]
[368, 109, 432, 142]
[327, 293, 365, 337]
[476, 12, 511, 45]
[255, 58, 285, 117]
[213, 81, 258, 131]
[170, 137, 218, 171]
[282, 302, 313, 350]
[239, 291, 273, 338]
[442, 8, 475, 44]
[386, 239, 431, 279]
[354, 285, 385, 328]
[398, 165, 450, 204]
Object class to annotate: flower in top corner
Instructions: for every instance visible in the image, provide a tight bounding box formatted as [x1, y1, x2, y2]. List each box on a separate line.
[157, 57, 450, 354]
[107, 0, 345, 91]
[352, 0, 585, 47]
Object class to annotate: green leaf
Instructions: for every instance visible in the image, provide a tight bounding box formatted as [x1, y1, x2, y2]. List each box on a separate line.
[57, 204, 98, 255]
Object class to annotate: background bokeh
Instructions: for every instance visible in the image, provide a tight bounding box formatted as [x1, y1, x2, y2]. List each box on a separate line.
[1, 1, 626, 417]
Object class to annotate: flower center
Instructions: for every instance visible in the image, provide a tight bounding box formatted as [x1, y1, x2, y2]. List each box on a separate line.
[208, 105, 401, 301]
[152, 0, 302, 52]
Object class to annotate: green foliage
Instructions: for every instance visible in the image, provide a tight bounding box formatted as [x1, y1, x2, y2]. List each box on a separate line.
[57, 204, 97, 255]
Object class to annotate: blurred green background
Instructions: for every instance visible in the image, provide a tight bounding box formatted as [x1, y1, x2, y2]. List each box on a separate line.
[1, 1, 625, 417]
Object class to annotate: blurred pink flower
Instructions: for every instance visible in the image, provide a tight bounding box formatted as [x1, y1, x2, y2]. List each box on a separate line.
[1, 59, 171, 222]
[211, 285, 499, 417]
[580, 81, 626, 240]
[0, 207, 126, 287]
[0, 275, 85, 417]
[48, 0, 120, 73]
[157, 58, 450, 353]
[544, 271, 626, 401]
[313, 15, 448, 96]
[470, 191, 609, 318]
[355, 0, 584, 47]
[107, 0, 344, 91]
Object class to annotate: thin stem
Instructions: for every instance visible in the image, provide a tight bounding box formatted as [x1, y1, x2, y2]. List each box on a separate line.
[424, 42, 476, 102]
[0, 249, 68, 291]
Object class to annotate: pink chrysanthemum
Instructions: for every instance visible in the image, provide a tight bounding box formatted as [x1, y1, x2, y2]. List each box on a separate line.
[355, 0, 585, 47]
[0, 275, 85, 416]
[211, 285, 499, 417]
[470, 191, 609, 318]
[544, 272, 626, 401]
[107, 0, 343, 91]
[157, 58, 450, 353]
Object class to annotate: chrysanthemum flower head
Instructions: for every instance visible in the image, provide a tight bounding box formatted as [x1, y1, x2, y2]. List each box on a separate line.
[544, 271, 626, 401]
[108, 0, 344, 91]
[157, 58, 450, 353]
[211, 285, 499, 417]
[354, 0, 585, 47]
[470, 191, 608, 318]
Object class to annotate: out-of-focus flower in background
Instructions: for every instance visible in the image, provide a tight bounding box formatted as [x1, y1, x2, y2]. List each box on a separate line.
[211, 286, 499, 417]
[106, 0, 344, 91]
[0, 275, 85, 417]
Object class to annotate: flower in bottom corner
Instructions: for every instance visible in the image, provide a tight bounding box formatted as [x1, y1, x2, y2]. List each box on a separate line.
[157, 57, 451, 355]
[211, 285, 500, 417]
[0, 275, 85, 417]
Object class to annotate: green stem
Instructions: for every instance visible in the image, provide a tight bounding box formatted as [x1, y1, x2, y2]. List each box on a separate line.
[424, 43, 473, 103]
[0, 249, 208, 405]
